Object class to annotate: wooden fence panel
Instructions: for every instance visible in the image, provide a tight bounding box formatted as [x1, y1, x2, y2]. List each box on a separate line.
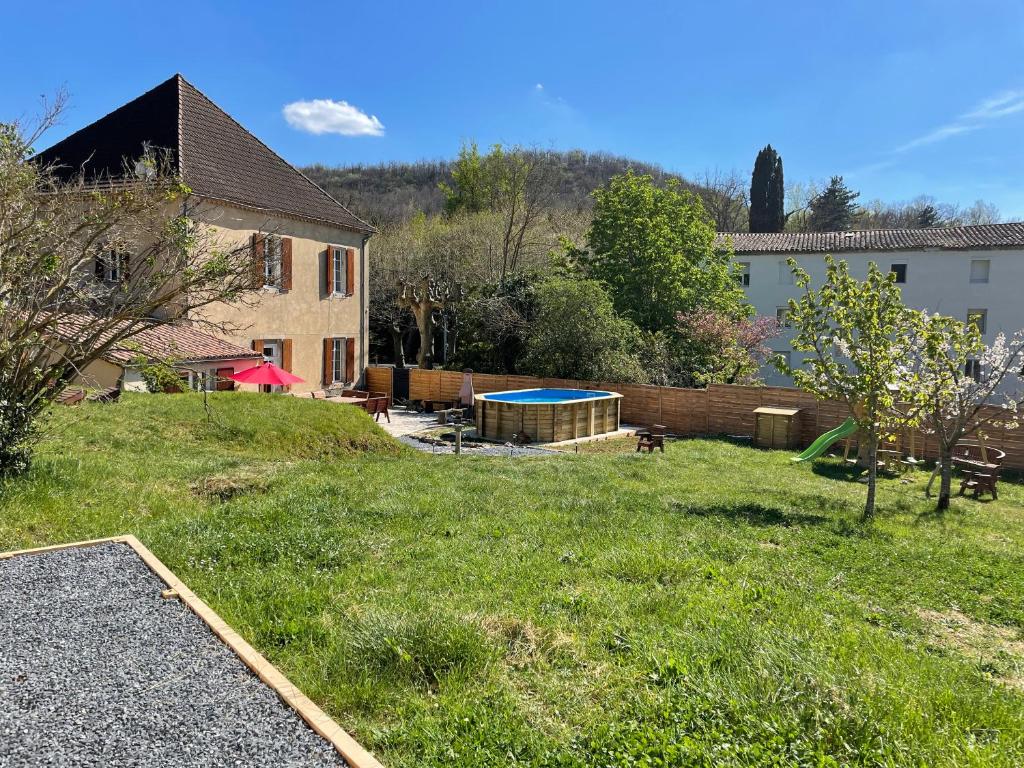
[408, 370, 440, 401]
[439, 372, 463, 401]
[660, 387, 708, 435]
[473, 373, 510, 394]
[707, 385, 762, 436]
[364, 367, 393, 402]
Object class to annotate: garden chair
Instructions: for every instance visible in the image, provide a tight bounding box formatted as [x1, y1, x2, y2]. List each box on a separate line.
[367, 396, 391, 423]
[953, 442, 1005, 500]
[636, 425, 667, 453]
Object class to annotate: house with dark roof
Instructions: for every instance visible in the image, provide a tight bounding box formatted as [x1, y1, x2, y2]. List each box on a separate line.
[717, 223, 1024, 386]
[37, 74, 373, 393]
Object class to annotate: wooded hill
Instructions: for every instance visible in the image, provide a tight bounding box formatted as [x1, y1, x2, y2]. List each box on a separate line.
[303, 150, 700, 227]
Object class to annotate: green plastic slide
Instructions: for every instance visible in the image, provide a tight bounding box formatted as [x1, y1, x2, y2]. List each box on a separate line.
[791, 417, 858, 462]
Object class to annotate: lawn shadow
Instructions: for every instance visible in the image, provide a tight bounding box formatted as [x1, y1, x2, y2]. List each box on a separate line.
[670, 501, 829, 528]
[811, 461, 865, 483]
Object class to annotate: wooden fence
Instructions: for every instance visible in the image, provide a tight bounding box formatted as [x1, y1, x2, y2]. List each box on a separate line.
[365, 366, 1024, 470]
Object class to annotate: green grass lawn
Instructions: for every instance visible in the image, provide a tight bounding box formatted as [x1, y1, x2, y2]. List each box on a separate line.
[3, 393, 1024, 766]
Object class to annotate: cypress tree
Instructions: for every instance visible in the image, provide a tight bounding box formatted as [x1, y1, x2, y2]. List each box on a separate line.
[749, 145, 785, 233]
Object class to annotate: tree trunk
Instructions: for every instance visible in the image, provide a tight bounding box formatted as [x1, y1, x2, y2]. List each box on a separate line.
[863, 433, 878, 522]
[413, 306, 434, 369]
[390, 323, 406, 368]
[937, 449, 954, 511]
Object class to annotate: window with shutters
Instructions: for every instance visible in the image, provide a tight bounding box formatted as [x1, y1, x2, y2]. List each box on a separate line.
[970, 259, 990, 283]
[332, 337, 345, 383]
[332, 247, 346, 295]
[263, 235, 282, 288]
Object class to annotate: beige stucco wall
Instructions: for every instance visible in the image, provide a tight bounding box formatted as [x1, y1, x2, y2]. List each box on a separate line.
[78, 358, 124, 389]
[189, 203, 370, 394]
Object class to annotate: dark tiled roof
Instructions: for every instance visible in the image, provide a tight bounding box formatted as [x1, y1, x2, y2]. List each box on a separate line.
[36, 75, 373, 234]
[719, 223, 1024, 254]
[57, 315, 261, 365]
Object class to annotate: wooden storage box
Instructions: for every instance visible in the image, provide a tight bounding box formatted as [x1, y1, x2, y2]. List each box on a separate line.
[753, 406, 802, 450]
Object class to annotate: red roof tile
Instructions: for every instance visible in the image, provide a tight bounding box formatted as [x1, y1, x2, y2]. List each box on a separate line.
[56, 315, 260, 365]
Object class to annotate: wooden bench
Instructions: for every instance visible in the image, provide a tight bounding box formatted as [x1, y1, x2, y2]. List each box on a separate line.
[636, 425, 667, 453]
[953, 443, 1005, 500]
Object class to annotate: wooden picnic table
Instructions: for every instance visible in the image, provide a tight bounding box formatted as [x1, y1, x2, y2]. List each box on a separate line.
[332, 396, 369, 405]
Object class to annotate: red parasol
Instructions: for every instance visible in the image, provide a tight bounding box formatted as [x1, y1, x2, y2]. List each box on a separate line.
[228, 362, 305, 386]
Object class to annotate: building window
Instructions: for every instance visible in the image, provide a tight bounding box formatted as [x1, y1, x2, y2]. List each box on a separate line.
[967, 309, 987, 334]
[777, 350, 792, 370]
[263, 235, 282, 288]
[965, 359, 983, 382]
[776, 307, 790, 327]
[737, 262, 750, 286]
[97, 251, 128, 283]
[778, 260, 793, 285]
[890, 263, 907, 284]
[970, 259, 990, 284]
[187, 369, 217, 392]
[332, 247, 347, 295]
[332, 337, 345, 383]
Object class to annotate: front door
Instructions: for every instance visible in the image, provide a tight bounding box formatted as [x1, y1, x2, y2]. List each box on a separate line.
[261, 340, 282, 393]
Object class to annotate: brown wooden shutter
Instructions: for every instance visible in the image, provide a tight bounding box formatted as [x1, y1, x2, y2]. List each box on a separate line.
[216, 367, 235, 391]
[280, 238, 293, 291]
[326, 246, 335, 295]
[282, 339, 293, 372]
[252, 339, 264, 359]
[346, 248, 356, 296]
[345, 338, 355, 383]
[95, 254, 106, 280]
[323, 338, 334, 385]
[251, 234, 265, 288]
[281, 338, 294, 391]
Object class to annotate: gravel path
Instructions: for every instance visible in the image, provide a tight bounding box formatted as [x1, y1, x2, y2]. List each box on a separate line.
[397, 434, 558, 456]
[0, 542, 348, 768]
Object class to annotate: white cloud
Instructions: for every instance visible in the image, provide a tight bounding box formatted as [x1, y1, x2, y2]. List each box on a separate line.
[894, 123, 978, 153]
[282, 99, 384, 137]
[894, 88, 1024, 153]
[962, 89, 1024, 120]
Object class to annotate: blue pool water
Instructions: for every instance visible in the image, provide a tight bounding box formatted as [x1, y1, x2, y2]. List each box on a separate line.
[480, 388, 614, 404]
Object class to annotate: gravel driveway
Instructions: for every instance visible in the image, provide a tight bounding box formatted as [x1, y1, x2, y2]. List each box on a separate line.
[0, 542, 348, 767]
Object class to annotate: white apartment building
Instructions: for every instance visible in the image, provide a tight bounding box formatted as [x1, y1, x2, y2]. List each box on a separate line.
[722, 223, 1024, 386]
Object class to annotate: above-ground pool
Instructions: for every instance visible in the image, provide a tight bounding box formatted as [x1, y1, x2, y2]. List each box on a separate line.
[475, 388, 622, 443]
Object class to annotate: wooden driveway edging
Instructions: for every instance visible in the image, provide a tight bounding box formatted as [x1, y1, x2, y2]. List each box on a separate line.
[0, 535, 384, 768]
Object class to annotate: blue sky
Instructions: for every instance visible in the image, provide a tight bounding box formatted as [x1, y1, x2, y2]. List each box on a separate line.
[5, 1, 1024, 218]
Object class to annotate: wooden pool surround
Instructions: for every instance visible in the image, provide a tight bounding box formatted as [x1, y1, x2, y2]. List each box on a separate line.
[475, 390, 623, 443]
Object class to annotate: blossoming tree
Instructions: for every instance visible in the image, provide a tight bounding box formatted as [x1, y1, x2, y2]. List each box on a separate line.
[908, 314, 1023, 510]
[675, 307, 781, 386]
